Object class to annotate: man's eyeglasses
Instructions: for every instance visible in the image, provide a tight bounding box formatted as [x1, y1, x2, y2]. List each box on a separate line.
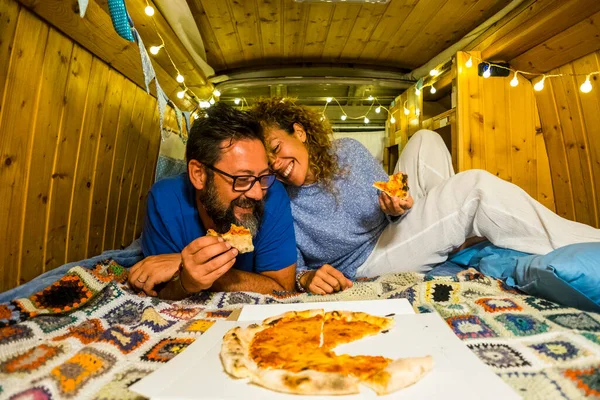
[201, 163, 276, 192]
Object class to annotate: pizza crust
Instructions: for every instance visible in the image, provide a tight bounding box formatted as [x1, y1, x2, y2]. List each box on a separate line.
[363, 356, 434, 395]
[207, 224, 254, 253]
[250, 368, 360, 396]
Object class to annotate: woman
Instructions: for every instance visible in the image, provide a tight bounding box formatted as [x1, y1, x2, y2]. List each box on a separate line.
[251, 98, 600, 295]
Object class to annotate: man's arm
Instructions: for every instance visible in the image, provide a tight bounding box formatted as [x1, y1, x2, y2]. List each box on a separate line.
[210, 264, 296, 294]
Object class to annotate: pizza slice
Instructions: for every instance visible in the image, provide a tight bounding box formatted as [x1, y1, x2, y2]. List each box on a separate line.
[206, 224, 254, 254]
[373, 172, 409, 199]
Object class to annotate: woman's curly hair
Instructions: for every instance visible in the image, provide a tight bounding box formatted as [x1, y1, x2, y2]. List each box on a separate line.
[250, 97, 341, 190]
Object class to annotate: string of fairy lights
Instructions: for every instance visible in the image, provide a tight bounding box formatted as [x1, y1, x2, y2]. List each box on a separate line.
[143, 2, 220, 114]
[317, 52, 599, 124]
[142, 3, 599, 127]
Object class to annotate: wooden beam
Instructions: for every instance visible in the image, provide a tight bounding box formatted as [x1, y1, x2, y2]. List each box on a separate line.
[95, 0, 209, 89]
[16, 0, 195, 110]
[510, 9, 600, 73]
[481, 0, 600, 62]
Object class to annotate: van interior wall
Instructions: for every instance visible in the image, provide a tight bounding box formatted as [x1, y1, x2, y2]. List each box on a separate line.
[533, 50, 600, 228]
[0, 1, 175, 292]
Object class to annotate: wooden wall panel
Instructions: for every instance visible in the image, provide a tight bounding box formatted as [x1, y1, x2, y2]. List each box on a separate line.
[0, 4, 165, 291]
[20, 29, 74, 282]
[0, 7, 48, 288]
[534, 51, 600, 228]
[454, 51, 555, 208]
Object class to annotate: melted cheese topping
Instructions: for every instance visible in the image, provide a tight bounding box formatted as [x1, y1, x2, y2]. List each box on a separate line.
[374, 173, 409, 198]
[250, 313, 392, 379]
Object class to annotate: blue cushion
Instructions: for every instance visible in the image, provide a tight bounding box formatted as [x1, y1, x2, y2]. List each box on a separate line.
[477, 243, 600, 313]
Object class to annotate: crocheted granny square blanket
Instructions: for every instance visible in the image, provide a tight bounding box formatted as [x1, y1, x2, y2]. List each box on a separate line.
[0, 261, 599, 399]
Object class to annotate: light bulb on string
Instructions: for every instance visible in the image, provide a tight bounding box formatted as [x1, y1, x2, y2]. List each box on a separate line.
[209, 97, 215, 105]
[390, 116, 396, 124]
[429, 69, 439, 77]
[465, 57, 473, 68]
[534, 76, 546, 91]
[199, 101, 210, 109]
[192, 112, 198, 120]
[364, 117, 370, 124]
[145, 5, 155, 16]
[415, 88, 420, 96]
[483, 65, 491, 79]
[510, 71, 519, 87]
[234, 98, 241, 105]
[326, 97, 332, 103]
[341, 115, 347, 121]
[375, 106, 381, 113]
[367, 95, 374, 101]
[404, 106, 410, 115]
[177, 89, 186, 99]
[213, 89, 221, 97]
[430, 85, 436, 94]
[580, 75, 593, 93]
[149, 45, 163, 55]
[176, 74, 184, 83]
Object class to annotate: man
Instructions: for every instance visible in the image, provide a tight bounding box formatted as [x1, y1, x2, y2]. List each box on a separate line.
[128, 103, 297, 299]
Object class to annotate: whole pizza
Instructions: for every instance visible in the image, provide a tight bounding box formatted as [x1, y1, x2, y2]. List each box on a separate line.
[220, 309, 433, 396]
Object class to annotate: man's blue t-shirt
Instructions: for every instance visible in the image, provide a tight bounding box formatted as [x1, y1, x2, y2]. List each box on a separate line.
[141, 173, 297, 273]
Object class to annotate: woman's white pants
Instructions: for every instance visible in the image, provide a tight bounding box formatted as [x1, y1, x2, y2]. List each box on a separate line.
[356, 129, 600, 277]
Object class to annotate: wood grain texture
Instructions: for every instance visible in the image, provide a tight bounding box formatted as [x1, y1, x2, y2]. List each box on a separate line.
[0, 4, 164, 291]
[0, 7, 48, 287]
[16, 0, 195, 109]
[534, 51, 600, 227]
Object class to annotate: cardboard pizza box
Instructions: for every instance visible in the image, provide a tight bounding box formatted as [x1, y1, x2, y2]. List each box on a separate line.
[131, 300, 520, 400]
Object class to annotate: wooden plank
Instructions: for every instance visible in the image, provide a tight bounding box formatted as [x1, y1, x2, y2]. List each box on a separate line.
[481, 77, 501, 177]
[358, 0, 415, 63]
[121, 96, 156, 248]
[199, 0, 245, 69]
[87, 69, 126, 257]
[482, 0, 600, 62]
[396, 0, 504, 66]
[302, 4, 334, 60]
[110, 87, 147, 250]
[133, 100, 162, 241]
[19, 28, 73, 282]
[16, 0, 193, 109]
[553, 64, 596, 226]
[510, 9, 600, 74]
[186, 0, 227, 71]
[572, 51, 600, 227]
[282, 1, 307, 63]
[383, 0, 450, 68]
[534, 81, 576, 220]
[0, 8, 48, 290]
[339, 4, 386, 63]
[44, 44, 93, 272]
[257, 0, 283, 62]
[227, 0, 262, 65]
[66, 57, 110, 263]
[469, 0, 551, 52]
[0, 0, 20, 109]
[534, 103, 556, 212]
[103, 79, 138, 251]
[456, 51, 480, 171]
[508, 76, 533, 193]
[321, 4, 361, 62]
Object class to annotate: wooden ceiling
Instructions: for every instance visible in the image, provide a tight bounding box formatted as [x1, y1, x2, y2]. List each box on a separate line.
[186, 0, 509, 73]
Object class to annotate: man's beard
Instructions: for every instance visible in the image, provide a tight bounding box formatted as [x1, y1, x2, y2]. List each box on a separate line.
[198, 175, 264, 236]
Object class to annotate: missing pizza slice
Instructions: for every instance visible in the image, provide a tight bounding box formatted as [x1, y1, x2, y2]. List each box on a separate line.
[206, 224, 254, 254]
[373, 172, 409, 199]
